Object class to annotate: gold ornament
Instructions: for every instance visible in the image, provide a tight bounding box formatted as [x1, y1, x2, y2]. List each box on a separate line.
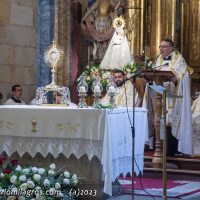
[44, 40, 64, 68]
[112, 16, 126, 29]
[44, 40, 64, 91]
[187, 66, 194, 75]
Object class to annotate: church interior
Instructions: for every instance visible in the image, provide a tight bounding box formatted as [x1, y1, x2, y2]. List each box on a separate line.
[0, 0, 200, 199]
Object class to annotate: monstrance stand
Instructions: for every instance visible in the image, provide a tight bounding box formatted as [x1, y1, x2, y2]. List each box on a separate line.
[44, 40, 64, 92]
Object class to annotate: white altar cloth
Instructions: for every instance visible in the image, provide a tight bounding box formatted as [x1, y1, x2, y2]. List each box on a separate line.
[102, 107, 148, 195]
[0, 105, 147, 196]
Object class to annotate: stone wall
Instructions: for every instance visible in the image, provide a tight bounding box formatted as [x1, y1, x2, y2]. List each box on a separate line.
[0, 0, 37, 103]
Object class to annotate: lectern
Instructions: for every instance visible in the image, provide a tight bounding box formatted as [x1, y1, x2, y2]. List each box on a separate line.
[142, 70, 174, 168]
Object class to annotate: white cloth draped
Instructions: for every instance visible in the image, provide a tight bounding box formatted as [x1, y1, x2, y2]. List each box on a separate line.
[0, 105, 148, 196]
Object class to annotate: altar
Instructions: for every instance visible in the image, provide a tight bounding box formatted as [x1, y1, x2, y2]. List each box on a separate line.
[0, 105, 148, 196]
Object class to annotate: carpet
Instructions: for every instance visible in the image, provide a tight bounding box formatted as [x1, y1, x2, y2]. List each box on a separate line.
[118, 177, 200, 199]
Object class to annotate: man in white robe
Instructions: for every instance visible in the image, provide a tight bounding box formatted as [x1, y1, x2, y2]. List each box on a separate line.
[101, 69, 141, 107]
[143, 39, 193, 155]
[4, 84, 26, 105]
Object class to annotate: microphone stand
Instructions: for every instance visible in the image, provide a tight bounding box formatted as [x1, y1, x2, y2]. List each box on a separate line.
[131, 78, 135, 200]
[125, 74, 140, 200]
[126, 63, 169, 200]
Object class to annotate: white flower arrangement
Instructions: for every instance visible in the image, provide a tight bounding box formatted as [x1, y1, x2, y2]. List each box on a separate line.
[122, 63, 141, 79]
[145, 58, 154, 70]
[0, 160, 78, 200]
[77, 65, 112, 91]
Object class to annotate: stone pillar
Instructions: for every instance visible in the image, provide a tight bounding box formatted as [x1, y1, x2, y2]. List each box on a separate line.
[0, 0, 37, 103]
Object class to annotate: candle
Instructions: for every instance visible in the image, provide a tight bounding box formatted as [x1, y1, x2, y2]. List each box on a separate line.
[94, 85, 100, 93]
[79, 86, 86, 93]
[109, 86, 115, 93]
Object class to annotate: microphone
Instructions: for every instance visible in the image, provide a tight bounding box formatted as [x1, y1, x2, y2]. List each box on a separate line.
[126, 71, 143, 80]
[125, 63, 169, 81]
[153, 63, 169, 70]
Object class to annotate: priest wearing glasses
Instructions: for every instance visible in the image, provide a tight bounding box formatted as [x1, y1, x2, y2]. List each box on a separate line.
[143, 38, 193, 156]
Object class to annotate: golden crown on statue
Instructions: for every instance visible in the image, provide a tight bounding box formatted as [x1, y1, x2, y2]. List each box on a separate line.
[112, 16, 126, 29]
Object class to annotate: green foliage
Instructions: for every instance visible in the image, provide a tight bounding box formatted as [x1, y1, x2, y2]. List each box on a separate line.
[122, 63, 139, 74]
[77, 65, 112, 91]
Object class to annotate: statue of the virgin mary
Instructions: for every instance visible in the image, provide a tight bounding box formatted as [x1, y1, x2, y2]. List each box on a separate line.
[100, 16, 135, 70]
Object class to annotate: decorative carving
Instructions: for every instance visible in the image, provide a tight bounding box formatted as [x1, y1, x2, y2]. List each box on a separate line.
[181, 0, 200, 67]
[56, 121, 80, 133]
[54, 0, 71, 86]
[125, 0, 144, 58]
[0, 121, 13, 129]
[191, 33, 199, 61]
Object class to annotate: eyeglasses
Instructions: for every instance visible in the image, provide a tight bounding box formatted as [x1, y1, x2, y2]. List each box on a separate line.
[159, 45, 172, 48]
[16, 89, 23, 92]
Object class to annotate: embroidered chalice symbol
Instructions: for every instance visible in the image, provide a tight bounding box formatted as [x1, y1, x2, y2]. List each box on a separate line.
[31, 119, 37, 132]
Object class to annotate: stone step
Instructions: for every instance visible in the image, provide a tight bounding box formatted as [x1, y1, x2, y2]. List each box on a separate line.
[144, 155, 200, 176]
[144, 167, 200, 175]
[145, 155, 200, 163]
[143, 167, 200, 182]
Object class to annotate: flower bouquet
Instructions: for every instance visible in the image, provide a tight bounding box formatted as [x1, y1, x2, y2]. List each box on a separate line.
[77, 65, 112, 91]
[100, 70, 112, 90]
[145, 58, 153, 70]
[0, 156, 78, 200]
[122, 63, 140, 78]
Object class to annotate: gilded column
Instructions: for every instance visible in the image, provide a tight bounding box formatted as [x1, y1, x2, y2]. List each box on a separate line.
[149, 0, 176, 59]
[148, 0, 163, 167]
[180, 0, 200, 95]
[160, 0, 176, 41]
[180, 0, 190, 60]
[54, 0, 71, 86]
[143, 0, 152, 59]
[188, 0, 200, 67]
[150, 0, 161, 59]
[125, 0, 145, 61]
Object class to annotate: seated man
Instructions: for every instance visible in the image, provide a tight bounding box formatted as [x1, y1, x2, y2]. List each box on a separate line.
[4, 84, 26, 105]
[101, 69, 142, 107]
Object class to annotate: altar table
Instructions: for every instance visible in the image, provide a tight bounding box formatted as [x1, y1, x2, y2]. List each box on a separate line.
[0, 105, 148, 196]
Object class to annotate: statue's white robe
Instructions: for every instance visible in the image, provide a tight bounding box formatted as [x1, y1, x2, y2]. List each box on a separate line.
[100, 27, 134, 70]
